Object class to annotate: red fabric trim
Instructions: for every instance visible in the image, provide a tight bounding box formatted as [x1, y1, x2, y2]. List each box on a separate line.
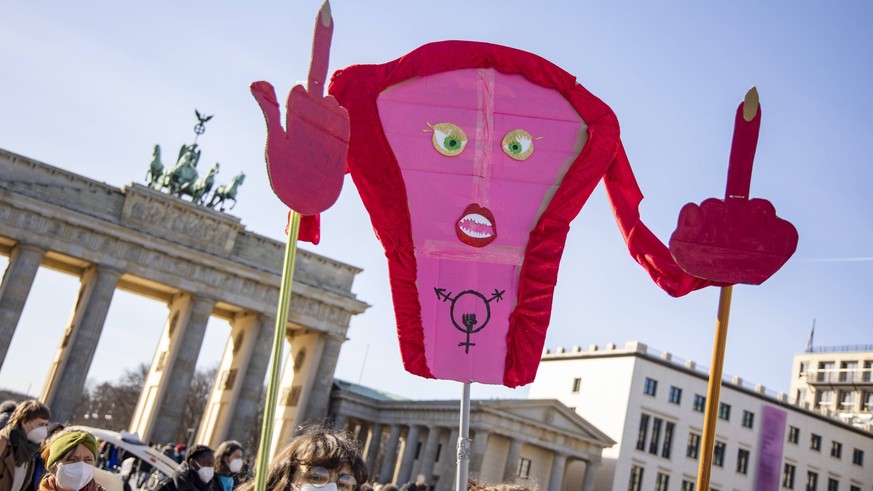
[329, 40, 712, 387]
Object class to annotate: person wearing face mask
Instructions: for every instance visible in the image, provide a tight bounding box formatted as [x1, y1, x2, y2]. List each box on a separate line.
[212, 441, 244, 491]
[37, 429, 101, 491]
[157, 444, 219, 491]
[236, 426, 367, 491]
[0, 400, 52, 491]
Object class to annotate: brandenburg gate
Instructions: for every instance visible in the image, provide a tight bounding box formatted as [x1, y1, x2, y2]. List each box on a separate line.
[0, 147, 369, 450]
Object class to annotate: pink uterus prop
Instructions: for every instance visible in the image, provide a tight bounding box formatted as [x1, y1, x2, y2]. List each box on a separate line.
[377, 69, 587, 384]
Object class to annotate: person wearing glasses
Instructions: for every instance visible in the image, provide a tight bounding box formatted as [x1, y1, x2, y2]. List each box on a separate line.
[238, 427, 366, 491]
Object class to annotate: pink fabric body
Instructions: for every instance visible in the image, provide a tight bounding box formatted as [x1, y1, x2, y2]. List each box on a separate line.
[377, 68, 586, 383]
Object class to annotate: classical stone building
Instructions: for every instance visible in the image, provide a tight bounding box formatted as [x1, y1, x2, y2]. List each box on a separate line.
[329, 380, 614, 491]
[0, 147, 369, 451]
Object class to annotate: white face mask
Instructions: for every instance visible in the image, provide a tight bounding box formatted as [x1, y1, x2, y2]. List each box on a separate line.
[297, 484, 338, 491]
[56, 462, 94, 491]
[228, 459, 243, 474]
[197, 466, 215, 483]
[26, 426, 48, 444]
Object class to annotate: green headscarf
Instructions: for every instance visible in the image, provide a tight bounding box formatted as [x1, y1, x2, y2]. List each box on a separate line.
[46, 430, 98, 469]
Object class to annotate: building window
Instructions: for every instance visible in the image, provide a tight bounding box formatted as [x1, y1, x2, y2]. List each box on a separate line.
[649, 418, 662, 455]
[681, 480, 694, 491]
[655, 472, 669, 491]
[807, 471, 818, 491]
[636, 414, 649, 451]
[516, 458, 531, 479]
[718, 402, 731, 421]
[839, 361, 858, 382]
[831, 441, 842, 459]
[628, 465, 644, 491]
[644, 377, 658, 396]
[741, 410, 754, 428]
[810, 433, 821, 451]
[782, 463, 796, 489]
[799, 361, 809, 377]
[827, 478, 838, 491]
[788, 426, 800, 444]
[818, 389, 835, 408]
[571, 377, 581, 393]
[713, 441, 726, 467]
[669, 386, 682, 404]
[863, 360, 872, 382]
[693, 394, 706, 412]
[849, 485, 860, 491]
[865, 391, 873, 410]
[686, 432, 701, 459]
[852, 448, 864, 466]
[736, 448, 750, 475]
[662, 422, 675, 459]
[839, 390, 856, 409]
[817, 361, 835, 382]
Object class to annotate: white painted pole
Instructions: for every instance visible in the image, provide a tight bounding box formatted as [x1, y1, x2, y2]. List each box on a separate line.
[455, 382, 471, 491]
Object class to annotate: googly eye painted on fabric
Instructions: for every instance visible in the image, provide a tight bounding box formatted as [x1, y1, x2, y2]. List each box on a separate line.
[426, 122, 468, 157]
[501, 129, 534, 160]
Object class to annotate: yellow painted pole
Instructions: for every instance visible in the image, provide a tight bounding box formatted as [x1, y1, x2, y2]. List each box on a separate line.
[696, 285, 733, 491]
[254, 210, 302, 491]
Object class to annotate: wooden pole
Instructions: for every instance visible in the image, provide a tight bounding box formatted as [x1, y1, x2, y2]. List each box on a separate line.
[254, 211, 302, 491]
[696, 285, 733, 491]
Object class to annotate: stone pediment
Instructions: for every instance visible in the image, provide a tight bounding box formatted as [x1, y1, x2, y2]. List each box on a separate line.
[479, 399, 615, 447]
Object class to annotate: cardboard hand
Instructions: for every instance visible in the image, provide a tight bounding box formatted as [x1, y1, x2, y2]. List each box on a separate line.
[251, 1, 349, 216]
[670, 88, 798, 284]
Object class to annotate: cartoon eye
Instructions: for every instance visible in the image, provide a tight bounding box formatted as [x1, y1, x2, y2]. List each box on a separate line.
[502, 129, 534, 160]
[428, 123, 468, 157]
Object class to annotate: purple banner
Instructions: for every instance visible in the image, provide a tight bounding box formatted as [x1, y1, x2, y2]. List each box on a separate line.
[755, 405, 787, 491]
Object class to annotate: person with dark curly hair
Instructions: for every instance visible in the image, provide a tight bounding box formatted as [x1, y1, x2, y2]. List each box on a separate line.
[237, 427, 366, 491]
[157, 444, 219, 491]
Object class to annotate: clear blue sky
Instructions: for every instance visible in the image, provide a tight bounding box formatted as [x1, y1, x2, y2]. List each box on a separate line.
[1, 1, 871, 403]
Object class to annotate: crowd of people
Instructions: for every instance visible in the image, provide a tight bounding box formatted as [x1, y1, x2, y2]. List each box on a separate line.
[1, 399, 534, 491]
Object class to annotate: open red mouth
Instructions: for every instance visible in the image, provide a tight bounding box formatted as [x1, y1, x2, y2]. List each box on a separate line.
[456, 203, 497, 247]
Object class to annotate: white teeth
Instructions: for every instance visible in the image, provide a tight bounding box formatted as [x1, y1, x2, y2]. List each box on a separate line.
[459, 226, 493, 239]
[461, 213, 492, 227]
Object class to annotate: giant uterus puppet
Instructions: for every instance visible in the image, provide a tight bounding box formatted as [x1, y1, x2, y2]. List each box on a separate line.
[320, 41, 715, 388]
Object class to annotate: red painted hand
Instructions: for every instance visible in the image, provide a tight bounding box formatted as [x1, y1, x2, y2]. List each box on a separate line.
[669, 88, 798, 285]
[251, 1, 349, 216]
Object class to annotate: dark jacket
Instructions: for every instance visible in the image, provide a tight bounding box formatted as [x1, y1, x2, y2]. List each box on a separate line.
[159, 463, 219, 491]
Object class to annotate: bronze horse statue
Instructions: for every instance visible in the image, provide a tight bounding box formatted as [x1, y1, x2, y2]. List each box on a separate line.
[183, 162, 220, 205]
[208, 172, 245, 211]
[161, 143, 201, 196]
[146, 145, 164, 189]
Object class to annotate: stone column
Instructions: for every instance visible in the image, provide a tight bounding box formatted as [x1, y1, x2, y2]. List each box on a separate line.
[435, 428, 459, 491]
[333, 413, 348, 431]
[365, 423, 384, 476]
[300, 333, 344, 423]
[502, 438, 523, 482]
[129, 293, 215, 443]
[197, 312, 272, 447]
[0, 244, 44, 368]
[581, 460, 599, 491]
[546, 453, 567, 491]
[42, 265, 121, 423]
[416, 426, 443, 483]
[378, 425, 402, 483]
[468, 430, 490, 477]
[225, 313, 275, 445]
[396, 425, 421, 484]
